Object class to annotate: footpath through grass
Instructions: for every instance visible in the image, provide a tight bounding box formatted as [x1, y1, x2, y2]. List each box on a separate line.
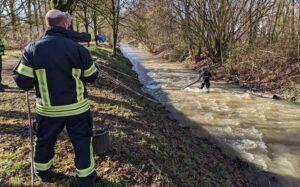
[0, 44, 255, 186]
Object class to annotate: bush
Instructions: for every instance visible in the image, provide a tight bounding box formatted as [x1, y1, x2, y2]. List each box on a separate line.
[169, 45, 188, 62]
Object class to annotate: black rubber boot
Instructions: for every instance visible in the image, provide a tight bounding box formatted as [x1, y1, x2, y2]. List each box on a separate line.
[77, 171, 96, 187]
[34, 168, 53, 182]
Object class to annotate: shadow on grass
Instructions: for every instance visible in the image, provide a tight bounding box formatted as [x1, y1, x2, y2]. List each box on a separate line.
[0, 89, 25, 94]
[0, 123, 29, 137]
[51, 172, 123, 187]
[0, 173, 123, 187]
[0, 109, 28, 120]
[89, 95, 143, 114]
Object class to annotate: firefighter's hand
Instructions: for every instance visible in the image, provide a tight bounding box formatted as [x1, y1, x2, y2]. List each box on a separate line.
[96, 35, 106, 43]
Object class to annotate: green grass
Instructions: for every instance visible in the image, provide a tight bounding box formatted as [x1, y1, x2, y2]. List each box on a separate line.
[90, 45, 132, 74]
[89, 45, 140, 89]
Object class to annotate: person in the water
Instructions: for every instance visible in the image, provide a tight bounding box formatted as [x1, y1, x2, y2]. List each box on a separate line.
[199, 67, 212, 91]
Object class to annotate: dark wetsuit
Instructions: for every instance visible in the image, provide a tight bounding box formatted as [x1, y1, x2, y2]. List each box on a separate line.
[200, 70, 212, 89]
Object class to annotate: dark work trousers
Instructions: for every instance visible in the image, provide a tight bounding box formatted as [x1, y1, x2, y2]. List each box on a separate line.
[200, 81, 210, 89]
[34, 112, 96, 187]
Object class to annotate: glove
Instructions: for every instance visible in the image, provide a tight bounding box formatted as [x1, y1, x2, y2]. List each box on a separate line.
[96, 35, 106, 43]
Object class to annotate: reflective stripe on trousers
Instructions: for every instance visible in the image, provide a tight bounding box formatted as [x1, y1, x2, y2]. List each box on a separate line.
[34, 159, 53, 171]
[76, 137, 95, 178]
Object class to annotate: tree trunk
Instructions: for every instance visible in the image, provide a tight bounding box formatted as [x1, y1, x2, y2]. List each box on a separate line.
[82, 2, 89, 47]
[183, 0, 193, 57]
[113, 29, 118, 56]
[44, 0, 48, 15]
[291, 0, 295, 39]
[248, 0, 254, 46]
[215, 38, 222, 64]
[271, 0, 284, 42]
[281, 0, 290, 38]
[112, 0, 120, 56]
[33, 0, 40, 38]
[93, 13, 98, 46]
[195, 44, 202, 62]
[75, 14, 80, 32]
[8, 0, 17, 37]
[27, 0, 33, 40]
[50, 0, 75, 12]
[38, 0, 45, 31]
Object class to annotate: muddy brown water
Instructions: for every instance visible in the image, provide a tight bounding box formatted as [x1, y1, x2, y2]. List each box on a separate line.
[120, 43, 300, 186]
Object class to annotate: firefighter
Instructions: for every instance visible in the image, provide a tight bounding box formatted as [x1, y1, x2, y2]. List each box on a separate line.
[13, 9, 98, 187]
[41, 12, 106, 44]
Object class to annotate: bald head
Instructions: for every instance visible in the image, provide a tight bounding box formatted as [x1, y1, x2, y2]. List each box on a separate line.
[45, 9, 68, 28]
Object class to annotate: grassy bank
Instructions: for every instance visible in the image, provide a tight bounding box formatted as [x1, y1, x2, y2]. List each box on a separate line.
[0, 44, 255, 186]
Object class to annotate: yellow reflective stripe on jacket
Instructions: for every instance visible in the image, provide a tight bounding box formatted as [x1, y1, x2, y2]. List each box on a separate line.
[36, 69, 51, 106]
[16, 63, 35, 78]
[84, 63, 97, 77]
[36, 103, 90, 117]
[77, 138, 95, 178]
[34, 159, 53, 171]
[36, 98, 89, 112]
[72, 69, 84, 102]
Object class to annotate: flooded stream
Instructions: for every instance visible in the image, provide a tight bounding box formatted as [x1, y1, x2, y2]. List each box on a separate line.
[120, 43, 300, 186]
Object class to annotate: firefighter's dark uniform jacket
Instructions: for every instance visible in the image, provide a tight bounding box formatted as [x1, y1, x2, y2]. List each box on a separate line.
[13, 26, 98, 186]
[14, 26, 98, 117]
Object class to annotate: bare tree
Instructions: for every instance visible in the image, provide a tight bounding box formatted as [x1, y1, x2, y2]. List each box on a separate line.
[81, 0, 130, 56]
[32, 0, 40, 37]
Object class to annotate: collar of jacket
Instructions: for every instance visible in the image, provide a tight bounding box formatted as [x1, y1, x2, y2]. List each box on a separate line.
[44, 26, 68, 38]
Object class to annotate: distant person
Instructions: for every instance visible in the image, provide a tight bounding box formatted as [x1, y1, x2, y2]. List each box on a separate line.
[182, 67, 212, 91]
[199, 67, 212, 91]
[13, 9, 99, 186]
[64, 12, 106, 43]
[0, 38, 8, 92]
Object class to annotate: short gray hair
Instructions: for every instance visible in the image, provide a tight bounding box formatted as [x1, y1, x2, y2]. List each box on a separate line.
[64, 12, 72, 25]
[45, 9, 67, 27]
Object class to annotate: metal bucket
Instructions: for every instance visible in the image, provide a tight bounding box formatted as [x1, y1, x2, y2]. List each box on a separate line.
[92, 128, 109, 156]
